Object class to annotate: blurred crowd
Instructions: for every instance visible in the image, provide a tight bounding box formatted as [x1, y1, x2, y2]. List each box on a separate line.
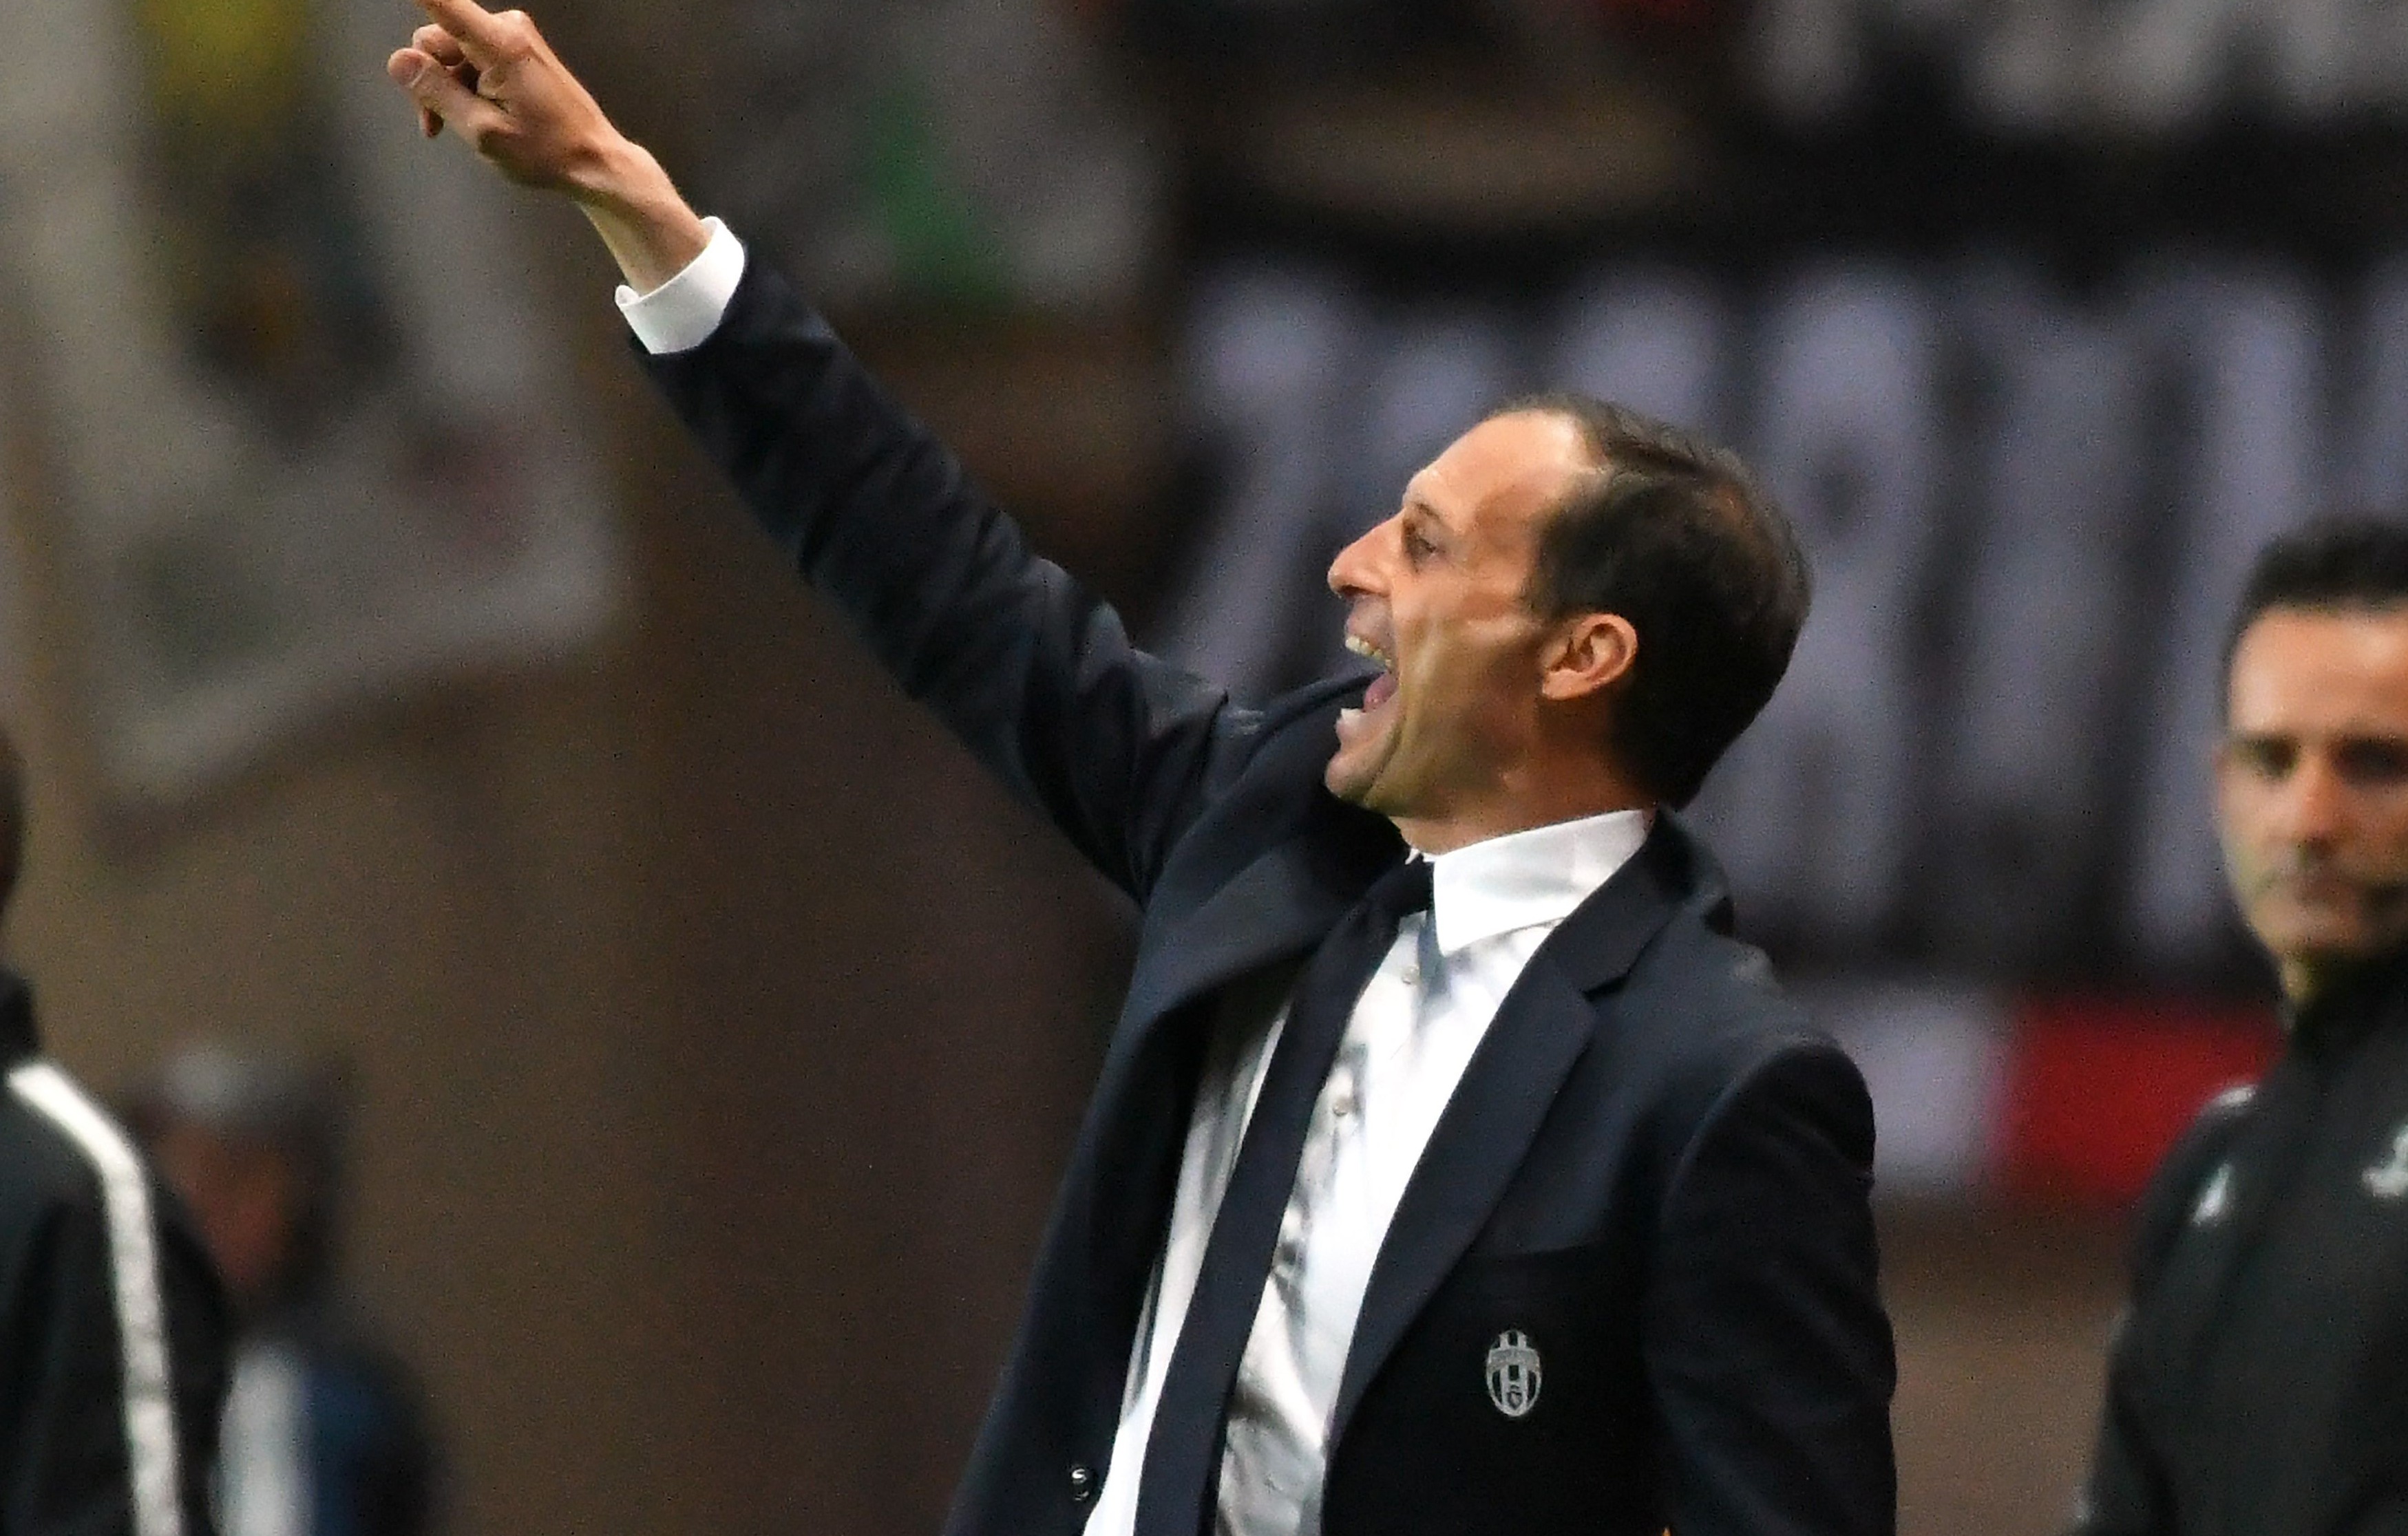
[127, 1043, 440, 1536]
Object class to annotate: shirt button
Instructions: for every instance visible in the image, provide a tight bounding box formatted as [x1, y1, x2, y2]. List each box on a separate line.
[1399, 964, 1421, 986]
[1331, 1093, 1358, 1118]
[1068, 1464, 1095, 1502]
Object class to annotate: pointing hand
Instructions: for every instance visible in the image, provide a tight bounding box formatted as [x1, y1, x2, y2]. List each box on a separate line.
[386, 0, 615, 194]
[385, 0, 708, 291]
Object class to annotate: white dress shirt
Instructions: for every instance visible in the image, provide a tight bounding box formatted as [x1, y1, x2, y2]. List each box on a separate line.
[1086, 809, 1649, 1536]
[611, 233, 1651, 1536]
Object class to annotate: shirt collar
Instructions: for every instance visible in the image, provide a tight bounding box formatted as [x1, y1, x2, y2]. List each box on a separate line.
[1424, 808, 1651, 957]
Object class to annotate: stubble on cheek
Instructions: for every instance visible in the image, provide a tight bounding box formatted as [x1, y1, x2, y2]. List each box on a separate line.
[2232, 851, 2408, 961]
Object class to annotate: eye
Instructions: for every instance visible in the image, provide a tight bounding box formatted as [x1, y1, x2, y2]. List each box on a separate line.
[1402, 522, 1437, 564]
[2228, 736, 2296, 780]
[2334, 737, 2408, 785]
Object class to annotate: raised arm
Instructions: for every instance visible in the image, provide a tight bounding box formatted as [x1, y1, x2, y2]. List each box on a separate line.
[387, 0, 1252, 899]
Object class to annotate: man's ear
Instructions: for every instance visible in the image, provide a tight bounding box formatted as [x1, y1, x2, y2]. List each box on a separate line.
[1540, 612, 1637, 702]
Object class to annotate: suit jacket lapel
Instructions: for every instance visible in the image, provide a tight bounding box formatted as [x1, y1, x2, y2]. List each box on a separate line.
[1327, 817, 1703, 1444]
[1061, 807, 1395, 1424]
[1120, 804, 1401, 1032]
[1066, 799, 1402, 1425]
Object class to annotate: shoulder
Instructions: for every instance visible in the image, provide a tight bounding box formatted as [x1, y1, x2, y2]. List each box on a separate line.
[0, 1059, 211, 1299]
[2173, 1078, 2261, 1146]
[1620, 920, 1874, 1171]
[2142, 1081, 2259, 1213]
[2128, 1079, 2260, 1290]
[1625, 908, 1823, 1071]
[1536, 813, 1859, 1151]
[0, 1061, 190, 1356]
[0, 1060, 130, 1230]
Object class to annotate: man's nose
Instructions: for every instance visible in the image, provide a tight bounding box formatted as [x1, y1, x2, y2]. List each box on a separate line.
[2282, 754, 2352, 842]
[1328, 518, 1387, 597]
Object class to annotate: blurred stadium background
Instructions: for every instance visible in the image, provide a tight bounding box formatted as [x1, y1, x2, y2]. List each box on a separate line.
[0, 0, 2391, 1530]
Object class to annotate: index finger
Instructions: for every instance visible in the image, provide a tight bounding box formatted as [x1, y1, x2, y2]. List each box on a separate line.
[414, 0, 507, 67]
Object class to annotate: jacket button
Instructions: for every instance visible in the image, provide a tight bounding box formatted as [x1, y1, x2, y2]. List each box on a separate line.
[1068, 1463, 1096, 1502]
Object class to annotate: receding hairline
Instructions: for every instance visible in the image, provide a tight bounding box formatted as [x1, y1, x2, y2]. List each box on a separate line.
[1499, 414, 1767, 612]
[1419, 409, 1609, 559]
[1478, 392, 1799, 562]
[1487, 396, 1754, 498]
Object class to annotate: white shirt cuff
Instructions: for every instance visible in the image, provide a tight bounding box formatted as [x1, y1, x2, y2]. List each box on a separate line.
[615, 216, 747, 354]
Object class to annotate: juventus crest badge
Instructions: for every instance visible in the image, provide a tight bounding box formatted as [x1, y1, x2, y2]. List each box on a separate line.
[1485, 1330, 1541, 1419]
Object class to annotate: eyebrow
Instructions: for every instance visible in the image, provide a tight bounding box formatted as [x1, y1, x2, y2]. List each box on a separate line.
[2225, 726, 2408, 754]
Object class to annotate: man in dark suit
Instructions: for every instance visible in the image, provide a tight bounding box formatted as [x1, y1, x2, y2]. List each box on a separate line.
[386, 8, 1896, 1534]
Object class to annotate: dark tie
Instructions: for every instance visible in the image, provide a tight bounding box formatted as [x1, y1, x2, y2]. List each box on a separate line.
[1132, 855, 1435, 1536]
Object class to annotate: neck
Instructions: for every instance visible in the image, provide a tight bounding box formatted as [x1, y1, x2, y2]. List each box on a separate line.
[2281, 949, 2407, 1016]
[2280, 957, 2325, 1010]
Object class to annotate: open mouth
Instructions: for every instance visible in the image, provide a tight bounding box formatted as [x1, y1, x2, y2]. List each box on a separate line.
[1345, 633, 1399, 712]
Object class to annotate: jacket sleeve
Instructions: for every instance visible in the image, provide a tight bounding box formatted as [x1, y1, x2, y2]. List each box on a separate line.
[636, 257, 1260, 903]
[1, 1181, 231, 1536]
[2064, 1089, 2252, 1536]
[2067, 1324, 2169, 1536]
[1644, 1041, 1897, 1536]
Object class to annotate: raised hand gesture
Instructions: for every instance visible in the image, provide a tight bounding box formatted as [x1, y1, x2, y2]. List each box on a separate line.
[386, 0, 706, 290]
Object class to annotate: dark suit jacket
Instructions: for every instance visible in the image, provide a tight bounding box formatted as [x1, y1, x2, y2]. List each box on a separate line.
[638, 257, 1897, 1536]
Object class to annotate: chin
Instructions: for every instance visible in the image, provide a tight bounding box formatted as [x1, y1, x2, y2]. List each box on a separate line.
[1324, 731, 1392, 808]
[2263, 924, 2379, 978]
[1324, 760, 1375, 807]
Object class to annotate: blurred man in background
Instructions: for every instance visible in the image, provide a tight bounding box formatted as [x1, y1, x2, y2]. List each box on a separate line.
[132, 1045, 439, 1536]
[383, 6, 1894, 1536]
[2074, 518, 2408, 1536]
[0, 734, 230, 1536]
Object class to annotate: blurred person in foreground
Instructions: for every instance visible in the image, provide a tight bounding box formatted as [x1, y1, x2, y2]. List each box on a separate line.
[0, 736, 230, 1536]
[382, 6, 1896, 1535]
[133, 1045, 440, 1536]
[2073, 518, 2408, 1536]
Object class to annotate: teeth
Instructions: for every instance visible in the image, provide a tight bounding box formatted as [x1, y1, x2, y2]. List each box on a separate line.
[1344, 634, 1393, 669]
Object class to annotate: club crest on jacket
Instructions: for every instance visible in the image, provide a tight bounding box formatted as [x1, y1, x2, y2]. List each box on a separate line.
[1486, 1330, 1541, 1418]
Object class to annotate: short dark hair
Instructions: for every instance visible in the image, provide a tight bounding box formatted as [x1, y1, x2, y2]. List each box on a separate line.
[2224, 515, 2408, 697]
[1498, 392, 1811, 807]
